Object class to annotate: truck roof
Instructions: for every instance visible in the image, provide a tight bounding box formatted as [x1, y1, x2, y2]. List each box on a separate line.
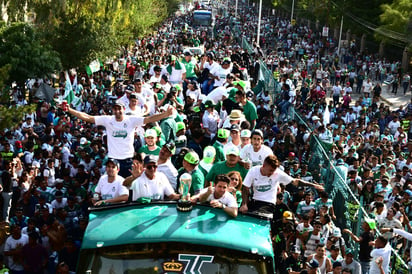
[82, 202, 274, 257]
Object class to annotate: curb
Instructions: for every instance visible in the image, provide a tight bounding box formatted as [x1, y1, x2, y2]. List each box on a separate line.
[379, 95, 393, 106]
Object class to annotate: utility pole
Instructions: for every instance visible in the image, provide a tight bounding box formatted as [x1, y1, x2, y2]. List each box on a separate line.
[257, 0, 262, 46]
[337, 15, 343, 58]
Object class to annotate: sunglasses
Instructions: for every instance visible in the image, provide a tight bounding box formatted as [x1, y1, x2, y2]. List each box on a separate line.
[146, 165, 157, 170]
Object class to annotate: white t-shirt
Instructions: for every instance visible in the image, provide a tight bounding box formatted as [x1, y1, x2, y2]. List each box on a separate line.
[51, 198, 68, 210]
[388, 120, 400, 135]
[161, 64, 186, 84]
[95, 115, 144, 159]
[206, 86, 229, 103]
[202, 110, 219, 137]
[130, 171, 174, 201]
[212, 65, 232, 87]
[43, 167, 56, 187]
[240, 144, 273, 167]
[332, 85, 342, 96]
[203, 61, 220, 75]
[223, 142, 242, 154]
[370, 244, 391, 274]
[94, 174, 128, 201]
[363, 81, 373, 93]
[243, 166, 293, 204]
[200, 188, 238, 208]
[4, 234, 29, 271]
[157, 161, 179, 190]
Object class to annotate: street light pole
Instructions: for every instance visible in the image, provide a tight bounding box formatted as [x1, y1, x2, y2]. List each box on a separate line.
[235, 0, 238, 17]
[291, 0, 295, 23]
[337, 15, 343, 58]
[257, 0, 262, 46]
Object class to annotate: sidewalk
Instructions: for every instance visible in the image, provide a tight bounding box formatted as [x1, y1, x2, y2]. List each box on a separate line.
[345, 83, 410, 110]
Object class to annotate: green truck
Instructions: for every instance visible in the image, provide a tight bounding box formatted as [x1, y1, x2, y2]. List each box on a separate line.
[77, 202, 275, 273]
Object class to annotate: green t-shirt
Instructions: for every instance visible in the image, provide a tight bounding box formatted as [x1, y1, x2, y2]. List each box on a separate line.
[212, 141, 225, 163]
[243, 100, 258, 126]
[177, 168, 204, 195]
[205, 161, 248, 185]
[160, 117, 177, 144]
[157, 92, 165, 101]
[181, 59, 197, 78]
[138, 145, 161, 156]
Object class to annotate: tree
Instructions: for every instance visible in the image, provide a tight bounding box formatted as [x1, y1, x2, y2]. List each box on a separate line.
[376, 0, 412, 47]
[32, 0, 169, 70]
[0, 63, 36, 132]
[0, 22, 61, 87]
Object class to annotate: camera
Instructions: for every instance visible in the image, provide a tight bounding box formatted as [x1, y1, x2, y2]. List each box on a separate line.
[167, 92, 176, 99]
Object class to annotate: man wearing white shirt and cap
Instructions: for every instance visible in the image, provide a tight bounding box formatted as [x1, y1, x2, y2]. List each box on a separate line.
[240, 129, 251, 149]
[129, 155, 180, 201]
[156, 142, 178, 190]
[224, 124, 242, 152]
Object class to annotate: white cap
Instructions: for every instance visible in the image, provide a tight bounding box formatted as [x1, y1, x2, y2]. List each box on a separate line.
[240, 129, 251, 138]
[80, 137, 88, 145]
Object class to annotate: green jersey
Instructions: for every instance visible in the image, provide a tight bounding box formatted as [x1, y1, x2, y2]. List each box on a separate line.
[138, 145, 161, 156]
[213, 141, 226, 163]
[243, 100, 258, 127]
[205, 161, 248, 185]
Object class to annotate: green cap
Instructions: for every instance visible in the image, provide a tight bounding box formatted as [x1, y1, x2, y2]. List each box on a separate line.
[365, 218, 376, 230]
[204, 100, 215, 108]
[184, 151, 200, 165]
[152, 126, 162, 137]
[217, 128, 230, 139]
[163, 142, 176, 155]
[233, 80, 246, 90]
[177, 122, 186, 132]
[174, 84, 182, 91]
[203, 146, 216, 164]
[193, 106, 201, 113]
[228, 88, 238, 100]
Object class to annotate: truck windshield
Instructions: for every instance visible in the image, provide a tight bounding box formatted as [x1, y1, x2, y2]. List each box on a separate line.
[193, 11, 212, 26]
[78, 242, 273, 274]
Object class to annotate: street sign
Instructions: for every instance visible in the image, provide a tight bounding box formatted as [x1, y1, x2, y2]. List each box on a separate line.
[322, 27, 329, 37]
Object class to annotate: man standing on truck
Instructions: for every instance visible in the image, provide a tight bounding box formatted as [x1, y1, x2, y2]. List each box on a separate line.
[61, 102, 173, 177]
[196, 174, 238, 218]
[239, 155, 324, 214]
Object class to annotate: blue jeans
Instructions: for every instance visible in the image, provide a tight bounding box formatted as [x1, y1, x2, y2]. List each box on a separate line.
[202, 79, 215, 95]
[360, 260, 370, 274]
[117, 158, 133, 178]
[279, 100, 291, 115]
[2, 191, 12, 222]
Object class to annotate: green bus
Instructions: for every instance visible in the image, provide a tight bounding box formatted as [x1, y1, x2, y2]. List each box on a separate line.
[77, 202, 275, 273]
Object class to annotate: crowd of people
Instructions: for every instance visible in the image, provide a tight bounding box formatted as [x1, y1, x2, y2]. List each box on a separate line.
[0, 1, 412, 274]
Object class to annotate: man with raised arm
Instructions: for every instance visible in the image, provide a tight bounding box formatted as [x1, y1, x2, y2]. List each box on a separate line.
[239, 155, 324, 214]
[61, 102, 173, 177]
